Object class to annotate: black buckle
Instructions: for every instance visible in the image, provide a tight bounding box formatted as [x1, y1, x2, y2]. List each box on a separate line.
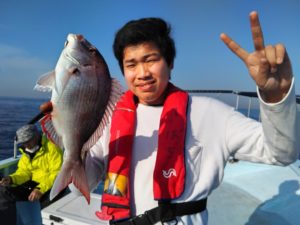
[109, 217, 136, 225]
[163, 218, 178, 225]
[127, 217, 135, 225]
[130, 211, 152, 225]
[144, 210, 154, 224]
[110, 212, 153, 225]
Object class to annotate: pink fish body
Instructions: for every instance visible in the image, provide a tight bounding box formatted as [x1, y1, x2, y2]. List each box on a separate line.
[35, 34, 122, 203]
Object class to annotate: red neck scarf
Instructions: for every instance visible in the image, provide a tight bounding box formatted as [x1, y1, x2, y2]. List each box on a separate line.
[96, 83, 188, 221]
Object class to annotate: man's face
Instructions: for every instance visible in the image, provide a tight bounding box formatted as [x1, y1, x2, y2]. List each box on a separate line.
[21, 137, 38, 149]
[123, 42, 172, 105]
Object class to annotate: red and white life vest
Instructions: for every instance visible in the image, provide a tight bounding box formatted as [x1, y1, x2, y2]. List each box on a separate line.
[96, 83, 188, 221]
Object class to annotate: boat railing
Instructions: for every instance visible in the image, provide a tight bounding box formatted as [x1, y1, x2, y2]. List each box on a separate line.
[0, 156, 20, 177]
[186, 89, 261, 120]
[186, 89, 300, 122]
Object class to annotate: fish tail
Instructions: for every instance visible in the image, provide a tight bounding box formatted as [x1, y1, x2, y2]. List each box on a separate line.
[50, 161, 91, 204]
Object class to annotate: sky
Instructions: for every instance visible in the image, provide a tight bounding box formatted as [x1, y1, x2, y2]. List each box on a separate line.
[0, 0, 300, 99]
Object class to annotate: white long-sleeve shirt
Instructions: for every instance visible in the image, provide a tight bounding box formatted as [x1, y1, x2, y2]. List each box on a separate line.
[86, 80, 299, 225]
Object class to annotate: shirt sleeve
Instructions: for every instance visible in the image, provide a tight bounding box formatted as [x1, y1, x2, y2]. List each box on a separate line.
[226, 78, 299, 165]
[83, 124, 110, 192]
[36, 140, 63, 193]
[9, 154, 31, 185]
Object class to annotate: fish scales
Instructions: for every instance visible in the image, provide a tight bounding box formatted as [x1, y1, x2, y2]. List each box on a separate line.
[34, 33, 122, 203]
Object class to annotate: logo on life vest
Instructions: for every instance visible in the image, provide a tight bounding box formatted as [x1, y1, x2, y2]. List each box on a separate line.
[103, 172, 128, 197]
[162, 168, 177, 178]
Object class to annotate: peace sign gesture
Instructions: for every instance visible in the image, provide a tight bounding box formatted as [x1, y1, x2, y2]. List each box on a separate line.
[221, 11, 292, 103]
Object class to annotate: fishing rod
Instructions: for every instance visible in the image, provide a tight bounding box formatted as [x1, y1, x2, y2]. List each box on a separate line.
[27, 101, 53, 124]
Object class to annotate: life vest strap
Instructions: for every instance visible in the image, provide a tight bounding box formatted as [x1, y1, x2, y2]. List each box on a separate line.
[109, 198, 207, 225]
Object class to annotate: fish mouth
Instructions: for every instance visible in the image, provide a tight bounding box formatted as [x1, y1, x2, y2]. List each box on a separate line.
[64, 52, 92, 67]
[64, 35, 97, 67]
[65, 52, 81, 66]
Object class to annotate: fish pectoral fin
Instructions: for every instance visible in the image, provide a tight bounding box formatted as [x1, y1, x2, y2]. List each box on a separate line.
[34, 70, 56, 92]
[81, 78, 123, 152]
[40, 114, 64, 150]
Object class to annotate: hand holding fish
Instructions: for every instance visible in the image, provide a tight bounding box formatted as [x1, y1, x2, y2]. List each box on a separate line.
[220, 11, 292, 103]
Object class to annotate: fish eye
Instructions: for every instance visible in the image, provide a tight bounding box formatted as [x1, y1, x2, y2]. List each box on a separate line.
[64, 40, 69, 47]
[70, 68, 79, 74]
[89, 47, 97, 54]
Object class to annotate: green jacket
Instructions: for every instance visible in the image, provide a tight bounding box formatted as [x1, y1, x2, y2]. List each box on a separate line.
[10, 135, 63, 194]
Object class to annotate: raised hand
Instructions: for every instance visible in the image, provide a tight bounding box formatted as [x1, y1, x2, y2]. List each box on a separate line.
[220, 11, 292, 102]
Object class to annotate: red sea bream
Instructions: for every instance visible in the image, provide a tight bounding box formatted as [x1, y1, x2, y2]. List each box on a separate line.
[34, 34, 122, 203]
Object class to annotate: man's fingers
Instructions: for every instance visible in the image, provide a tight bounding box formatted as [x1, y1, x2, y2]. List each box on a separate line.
[275, 44, 285, 64]
[258, 58, 270, 81]
[265, 45, 277, 73]
[28, 193, 33, 201]
[28, 189, 42, 201]
[250, 11, 265, 51]
[40, 101, 53, 114]
[264, 44, 286, 73]
[220, 33, 249, 61]
[0, 177, 11, 186]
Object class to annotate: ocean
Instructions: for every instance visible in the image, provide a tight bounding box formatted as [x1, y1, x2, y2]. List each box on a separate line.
[0, 94, 260, 161]
[0, 96, 48, 160]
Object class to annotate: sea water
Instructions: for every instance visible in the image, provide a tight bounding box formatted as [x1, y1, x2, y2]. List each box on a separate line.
[0, 96, 48, 160]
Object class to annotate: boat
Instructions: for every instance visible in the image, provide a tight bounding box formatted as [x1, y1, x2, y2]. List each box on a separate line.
[1, 90, 299, 225]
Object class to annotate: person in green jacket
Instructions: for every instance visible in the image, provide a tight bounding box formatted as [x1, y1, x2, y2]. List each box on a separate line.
[0, 124, 63, 225]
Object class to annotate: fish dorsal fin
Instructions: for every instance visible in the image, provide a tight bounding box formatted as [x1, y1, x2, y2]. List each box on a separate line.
[34, 70, 56, 92]
[39, 114, 64, 150]
[81, 78, 123, 156]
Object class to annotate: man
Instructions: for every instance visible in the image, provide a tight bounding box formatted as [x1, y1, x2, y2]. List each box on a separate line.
[82, 11, 299, 225]
[0, 124, 63, 225]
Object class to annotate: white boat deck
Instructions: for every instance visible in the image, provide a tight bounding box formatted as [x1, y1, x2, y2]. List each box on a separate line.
[39, 160, 300, 225]
[208, 160, 300, 225]
[42, 193, 107, 225]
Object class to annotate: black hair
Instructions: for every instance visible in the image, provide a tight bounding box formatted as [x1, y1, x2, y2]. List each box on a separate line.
[113, 17, 176, 74]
